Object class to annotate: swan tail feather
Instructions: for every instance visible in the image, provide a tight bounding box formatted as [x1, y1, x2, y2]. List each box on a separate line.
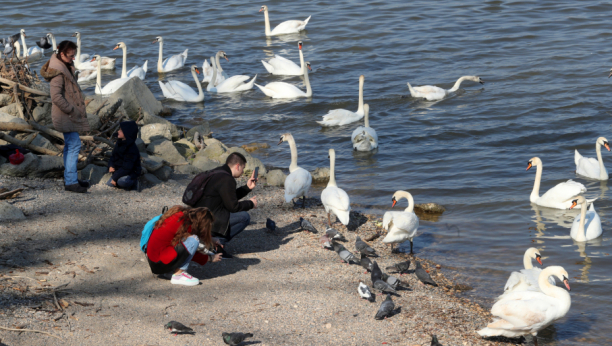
[261, 60, 274, 73]
[303, 15, 311, 26]
[574, 149, 582, 167]
[142, 60, 148, 73]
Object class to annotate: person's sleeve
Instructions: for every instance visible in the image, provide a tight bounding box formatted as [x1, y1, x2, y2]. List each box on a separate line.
[49, 75, 75, 116]
[191, 253, 209, 266]
[111, 146, 139, 181]
[236, 185, 252, 200]
[220, 178, 254, 212]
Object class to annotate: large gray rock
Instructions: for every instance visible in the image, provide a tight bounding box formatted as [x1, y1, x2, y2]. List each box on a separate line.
[135, 138, 146, 152]
[87, 112, 101, 131]
[186, 123, 211, 139]
[191, 156, 219, 172]
[152, 165, 173, 182]
[266, 169, 286, 187]
[85, 96, 123, 121]
[141, 154, 164, 172]
[0, 153, 64, 178]
[111, 78, 162, 120]
[79, 164, 109, 185]
[220, 147, 267, 177]
[0, 94, 12, 107]
[18, 133, 61, 153]
[140, 123, 172, 144]
[311, 167, 330, 183]
[0, 103, 22, 118]
[197, 138, 228, 161]
[175, 164, 203, 175]
[0, 201, 25, 221]
[146, 139, 186, 165]
[142, 112, 179, 140]
[0, 153, 39, 177]
[32, 103, 52, 126]
[0, 112, 27, 124]
[174, 138, 197, 157]
[143, 173, 162, 184]
[0, 156, 6, 166]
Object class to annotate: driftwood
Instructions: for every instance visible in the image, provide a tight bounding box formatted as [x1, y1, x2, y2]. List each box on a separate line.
[0, 76, 50, 97]
[0, 122, 114, 148]
[0, 132, 59, 156]
[0, 326, 61, 340]
[0, 188, 24, 200]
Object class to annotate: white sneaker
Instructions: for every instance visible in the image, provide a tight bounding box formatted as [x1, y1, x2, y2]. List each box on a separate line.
[170, 272, 199, 286]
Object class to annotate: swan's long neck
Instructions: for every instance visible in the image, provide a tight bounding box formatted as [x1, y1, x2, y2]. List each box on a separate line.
[299, 48, 305, 74]
[215, 53, 224, 73]
[14, 42, 21, 59]
[157, 40, 163, 72]
[398, 191, 415, 213]
[288, 136, 299, 172]
[208, 62, 217, 91]
[530, 164, 543, 203]
[192, 68, 204, 99]
[20, 32, 27, 56]
[364, 107, 369, 128]
[538, 269, 571, 307]
[264, 10, 271, 36]
[50, 35, 57, 51]
[596, 142, 606, 180]
[523, 252, 534, 270]
[303, 64, 312, 97]
[576, 200, 588, 242]
[75, 34, 81, 64]
[449, 76, 468, 92]
[357, 78, 364, 114]
[328, 151, 337, 188]
[95, 57, 102, 94]
[121, 45, 128, 78]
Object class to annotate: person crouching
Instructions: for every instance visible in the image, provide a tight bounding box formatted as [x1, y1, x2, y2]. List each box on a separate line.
[107, 121, 141, 191]
[146, 206, 222, 286]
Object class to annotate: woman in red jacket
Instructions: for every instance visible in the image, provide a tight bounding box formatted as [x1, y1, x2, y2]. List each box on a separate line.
[146, 206, 222, 286]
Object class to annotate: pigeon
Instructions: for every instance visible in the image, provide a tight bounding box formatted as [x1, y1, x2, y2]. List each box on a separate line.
[374, 294, 394, 320]
[165, 321, 194, 335]
[222, 332, 253, 345]
[373, 279, 397, 294]
[355, 236, 378, 257]
[332, 241, 357, 264]
[325, 227, 345, 241]
[358, 282, 375, 302]
[360, 254, 373, 273]
[319, 234, 333, 249]
[300, 217, 318, 233]
[36, 36, 52, 49]
[431, 334, 443, 346]
[386, 260, 410, 275]
[3, 40, 14, 55]
[266, 218, 276, 232]
[370, 261, 383, 283]
[415, 261, 438, 286]
[382, 273, 401, 290]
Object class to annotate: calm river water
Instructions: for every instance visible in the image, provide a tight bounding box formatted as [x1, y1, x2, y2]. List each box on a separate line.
[4, 1, 612, 344]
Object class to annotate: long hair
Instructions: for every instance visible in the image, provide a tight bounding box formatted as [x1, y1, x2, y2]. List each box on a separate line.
[155, 205, 215, 248]
[57, 40, 77, 56]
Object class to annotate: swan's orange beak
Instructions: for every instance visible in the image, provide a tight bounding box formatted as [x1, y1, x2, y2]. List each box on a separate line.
[224, 56, 229, 62]
[299, 43, 303, 50]
[536, 255, 542, 266]
[563, 277, 571, 291]
[307, 64, 312, 71]
[90, 57, 96, 62]
[569, 200, 578, 210]
[605, 142, 610, 151]
[113, 46, 119, 50]
[391, 197, 397, 208]
[151, 39, 157, 44]
[195, 68, 200, 75]
[259, 8, 264, 12]
[526, 162, 532, 171]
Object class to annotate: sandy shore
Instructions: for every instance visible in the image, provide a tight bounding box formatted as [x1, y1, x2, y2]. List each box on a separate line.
[0, 174, 508, 346]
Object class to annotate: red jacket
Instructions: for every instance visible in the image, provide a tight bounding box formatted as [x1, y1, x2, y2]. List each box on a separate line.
[146, 212, 208, 266]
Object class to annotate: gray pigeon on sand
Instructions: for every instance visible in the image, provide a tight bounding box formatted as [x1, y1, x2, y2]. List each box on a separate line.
[360, 254, 373, 273]
[386, 260, 410, 275]
[415, 261, 438, 286]
[374, 294, 394, 320]
[431, 334, 443, 346]
[371, 261, 383, 283]
[325, 227, 346, 241]
[355, 236, 378, 257]
[382, 273, 401, 290]
[373, 279, 397, 294]
[332, 241, 357, 264]
[222, 332, 253, 345]
[358, 282, 375, 302]
[300, 217, 318, 233]
[165, 321, 194, 335]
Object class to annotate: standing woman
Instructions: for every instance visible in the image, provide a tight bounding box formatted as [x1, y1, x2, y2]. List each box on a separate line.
[146, 206, 222, 286]
[40, 40, 90, 193]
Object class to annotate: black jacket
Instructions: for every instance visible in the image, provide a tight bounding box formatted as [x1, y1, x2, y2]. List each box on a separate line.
[194, 164, 254, 237]
[108, 121, 141, 182]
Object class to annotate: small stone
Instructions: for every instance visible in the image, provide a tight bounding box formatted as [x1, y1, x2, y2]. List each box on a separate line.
[325, 323, 331, 329]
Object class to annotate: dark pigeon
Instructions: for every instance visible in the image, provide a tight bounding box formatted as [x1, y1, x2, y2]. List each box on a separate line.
[355, 236, 378, 257]
[374, 294, 394, 320]
[371, 261, 383, 283]
[266, 218, 276, 232]
[360, 254, 373, 272]
[332, 241, 357, 264]
[300, 217, 318, 233]
[165, 321, 194, 335]
[358, 282, 375, 302]
[386, 260, 410, 274]
[325, 227, 345, 241]
[222, 332, 253, 345]
[373, 279, 397, 294]
[415, 261, 438, 286]
[36, 36, 52, 49]
[382, 273, 401, 290]
[431, 334, 443, 346]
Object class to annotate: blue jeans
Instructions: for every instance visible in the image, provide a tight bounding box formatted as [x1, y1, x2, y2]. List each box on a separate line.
[217, 212, 251, 245]
[106, 176, 137, 190]
[178, 235, 199, 271]
[63, 132, 81, 185]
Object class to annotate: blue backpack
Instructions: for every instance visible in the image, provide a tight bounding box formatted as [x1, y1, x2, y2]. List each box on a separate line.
[140, 206, 167, 253]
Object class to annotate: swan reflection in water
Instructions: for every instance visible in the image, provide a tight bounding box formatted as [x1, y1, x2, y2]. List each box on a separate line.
[531, 204, 578, 236]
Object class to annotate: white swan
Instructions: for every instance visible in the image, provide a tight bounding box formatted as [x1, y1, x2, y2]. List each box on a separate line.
[382, 190, 419, 254]
[500, 248, 554, 298]
[113, 42, 147, 80]
[76, 68, 97, 83]
[152, 36, 187, 73]
[255, 62, 312, 99]
[279, 133, 312, 207]
[407, 76, 484, 101]
[351, 104, 378, 152]
[478, 266, 571, 346]
[18, 29, 44, 61]
[318, 75, 365, 126]
[93, 55, 132, 95]
[213, 51, 229, 80]
[206, 61, 256, 94]
[159, 65, 204, 103]
[575, 137, 609, 180]
[259, 5, 311, 36]
[570, 196, 602, 242]
[321, 149, 351, 226]
[527, 157, 593, 209]
[72, 32, 116, 70]
[261, 41, 306, 76]
[202, 58, 214, 83]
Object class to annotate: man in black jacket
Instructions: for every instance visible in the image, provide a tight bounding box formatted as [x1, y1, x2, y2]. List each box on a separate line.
[106, 121, 141, 191]
[194, 152, 257, 258]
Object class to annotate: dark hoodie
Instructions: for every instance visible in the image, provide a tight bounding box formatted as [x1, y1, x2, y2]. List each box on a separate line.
[108, 121, 141, 182]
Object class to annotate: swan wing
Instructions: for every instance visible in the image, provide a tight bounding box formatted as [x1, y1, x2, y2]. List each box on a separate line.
[161, 49, 187, 72]
[265, 55, 302, 75]
[412, 85, 446, 101]
[77, 69, 97, 82]
[538, 179, 586, 207]
[284, 168, 312, 202]
[256, 82, 305, 98]
[317, 109, 363, 127]
[382, 211, 418, 243]
[127, 63, 147, 80]
[575, 153, 601, 179]
[503, 272, 524, 291]
[270, 16, 311, 35]
[586, 205, 603, 240]
[490, 293, 554, 329]
[321, 186, 351, 225]
[202, 59, 214, 82]
[100, 77, 132, 95]
[216, 75, 251, 92]
[160, 80, 197, 101]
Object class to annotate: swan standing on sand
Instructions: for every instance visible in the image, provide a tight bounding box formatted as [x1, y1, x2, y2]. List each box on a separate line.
[72, 32, 116, 70]
[478, 266, 571, 346]
[382, 190, 419, 254]
[262, 41, 307, 76]
[351, 104, 378, 151]
[259, 5, 311, 36]
[570, 196, 602, 241]
[318, 75, 365, 126]
[321, 149, 351, 226]
[93, 55, 132, 95]
[406, 76, 484, 101]
[18, 29, 44, 60]
[255, 62, 312, 99]
[278, 133, 312, 208]
[575, 137, 609, 180]
[113, 42, 147, 80]
[527, 157, 592, 209]
[152, 36, 188, 73]
[501, 248, 554, 297]
[159, 65, 204, 102]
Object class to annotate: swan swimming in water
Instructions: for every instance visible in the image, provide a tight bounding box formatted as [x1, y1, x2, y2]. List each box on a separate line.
[406, 75, 483, 101]
[159, 65, 205, 102]
[351, 104, 378, 151]
[259, 5, 311, 36]
[569, 196, 602, 242]
[318, 75, 365, 127]
[574, 137, 609, 180]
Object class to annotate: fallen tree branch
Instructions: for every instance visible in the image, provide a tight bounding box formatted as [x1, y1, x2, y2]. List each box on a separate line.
[0, 326, 61, 340]
[0, 132, 59, 156]
[0, 76, 50, 97]
[0, 188, 24, 200]
[79, 136, 114, 148]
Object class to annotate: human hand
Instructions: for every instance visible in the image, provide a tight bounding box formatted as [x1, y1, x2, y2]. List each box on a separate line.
[250, 196, 258, 208]
[210, 253, 222, 263]
[111, 180, 117, 186]
[109, 167, 115, 173]
[247, 170, 257, 189]
[212, 237, 223, 248]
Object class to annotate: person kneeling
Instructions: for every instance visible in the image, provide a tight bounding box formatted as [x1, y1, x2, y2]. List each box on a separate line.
[107, 121, 141, 191]
[146, 206, 222, 286]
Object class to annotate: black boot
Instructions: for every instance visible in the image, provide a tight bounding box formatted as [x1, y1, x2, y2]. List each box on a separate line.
[77, 179, 90, 188]
[65, 183, 87, 193]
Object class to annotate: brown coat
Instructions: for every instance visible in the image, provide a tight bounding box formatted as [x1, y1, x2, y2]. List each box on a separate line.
[40, 54, 89, 133]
